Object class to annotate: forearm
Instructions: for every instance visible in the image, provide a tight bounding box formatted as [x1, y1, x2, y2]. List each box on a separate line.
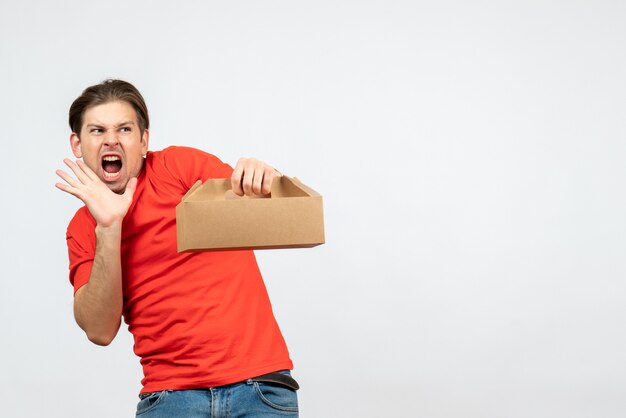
[74, 222, 123, 345]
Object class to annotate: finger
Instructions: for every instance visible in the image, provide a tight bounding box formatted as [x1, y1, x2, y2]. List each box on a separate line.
[124, 177, 138, 199]
[76, 159, 100, 182]
[55, 182, 82, 199]
[251, 162, 265, 195]
[231, 159, 246, 196]
[56, 168, 81, 188]
[63, 158, 91, 184]
[55, 182, 71, 192]
[241, 161, 256, 196]
[260, 167, 278, 195]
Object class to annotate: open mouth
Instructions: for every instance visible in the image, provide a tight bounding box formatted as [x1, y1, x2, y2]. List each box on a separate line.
[102, 155, 123, 179]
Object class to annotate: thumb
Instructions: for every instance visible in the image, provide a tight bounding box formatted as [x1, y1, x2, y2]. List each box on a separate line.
[124, 177, 138, 198]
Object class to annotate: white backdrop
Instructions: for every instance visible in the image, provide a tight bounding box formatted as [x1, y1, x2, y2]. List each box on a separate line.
[1, 1, 625, 417]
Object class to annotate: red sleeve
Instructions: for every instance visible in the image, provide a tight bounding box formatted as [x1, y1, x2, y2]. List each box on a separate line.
[159, 146, 234, 190]
[66, 208, 96, 294]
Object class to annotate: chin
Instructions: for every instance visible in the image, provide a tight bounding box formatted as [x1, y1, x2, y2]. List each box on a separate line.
[106, 181, 127, 195]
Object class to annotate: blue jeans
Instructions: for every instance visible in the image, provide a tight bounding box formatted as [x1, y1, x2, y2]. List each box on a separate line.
[135, 371, 299, 417]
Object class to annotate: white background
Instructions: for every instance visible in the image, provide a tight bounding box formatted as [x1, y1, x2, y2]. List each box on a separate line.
[1, 1, 625, 417]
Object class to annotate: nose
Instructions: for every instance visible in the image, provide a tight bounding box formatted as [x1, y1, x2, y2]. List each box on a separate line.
[103, 131, 119, 147]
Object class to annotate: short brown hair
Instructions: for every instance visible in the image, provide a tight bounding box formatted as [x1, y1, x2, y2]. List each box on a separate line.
[69, 79, 149, 136]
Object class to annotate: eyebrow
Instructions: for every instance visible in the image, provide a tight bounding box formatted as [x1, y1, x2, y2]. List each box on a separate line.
[85, 121, 137, 128]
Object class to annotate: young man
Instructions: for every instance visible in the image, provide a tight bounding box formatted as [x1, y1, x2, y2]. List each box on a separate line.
[56, 80, 299, 417]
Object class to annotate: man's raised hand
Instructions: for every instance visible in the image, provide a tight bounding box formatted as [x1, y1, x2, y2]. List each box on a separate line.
[55, 159, 137, 227]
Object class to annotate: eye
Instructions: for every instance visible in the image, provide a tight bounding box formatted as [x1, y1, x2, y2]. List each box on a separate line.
[120, 127, 132, 133]
[90, 128, 103, 134]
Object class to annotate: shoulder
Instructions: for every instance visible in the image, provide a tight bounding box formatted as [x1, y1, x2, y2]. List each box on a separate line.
[158, 146, 222, 162]
[146, 146, 231, 181]
[68, 206, 95, 230]
[66, 206, 96, 240]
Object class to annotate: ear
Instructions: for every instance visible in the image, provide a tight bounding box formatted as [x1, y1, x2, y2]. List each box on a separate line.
[70, 132, 82, 158]
[141, 129, 150, 156]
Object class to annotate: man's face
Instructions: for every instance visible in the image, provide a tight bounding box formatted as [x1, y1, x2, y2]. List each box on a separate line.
[70, 100, 149, 194]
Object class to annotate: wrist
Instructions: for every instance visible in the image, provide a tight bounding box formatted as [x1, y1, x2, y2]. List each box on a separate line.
[95, 220, 123, 236]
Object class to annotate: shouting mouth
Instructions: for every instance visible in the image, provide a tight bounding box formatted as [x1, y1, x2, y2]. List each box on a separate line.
[102, 155, 123, 181]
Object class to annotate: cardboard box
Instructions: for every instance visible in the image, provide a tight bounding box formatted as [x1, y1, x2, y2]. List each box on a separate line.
[176, 176, 325, 251]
